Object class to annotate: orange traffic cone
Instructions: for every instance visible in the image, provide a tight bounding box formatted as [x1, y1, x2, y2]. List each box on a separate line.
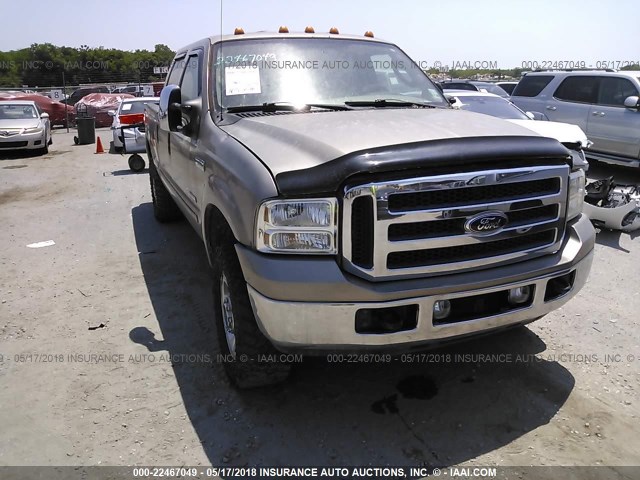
[95, 136, 105, 154]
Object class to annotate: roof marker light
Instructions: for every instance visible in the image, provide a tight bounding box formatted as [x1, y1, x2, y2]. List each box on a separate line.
[234, 27, 244, 35]
[329, 27, 340, 34]
[364, 31, 374, 38]
[279, 26, 289, 33]
[305, 26, 315, 33]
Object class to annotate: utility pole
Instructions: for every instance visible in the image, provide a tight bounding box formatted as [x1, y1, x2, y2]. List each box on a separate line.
[63, 70, 69, 133]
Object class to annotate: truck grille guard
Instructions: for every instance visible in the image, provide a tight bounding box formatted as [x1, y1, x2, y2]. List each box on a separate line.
[342, 165, 569, 281]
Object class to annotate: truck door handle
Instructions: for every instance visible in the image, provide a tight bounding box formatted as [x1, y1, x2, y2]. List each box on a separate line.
[194, 157, 205, 171]
[592, 111, 605, 116]
[546, 106, 556, 111]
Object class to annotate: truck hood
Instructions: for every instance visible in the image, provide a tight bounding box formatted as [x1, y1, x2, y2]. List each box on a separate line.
[506, 119, 589, 147]
[222, 108, 545, 177]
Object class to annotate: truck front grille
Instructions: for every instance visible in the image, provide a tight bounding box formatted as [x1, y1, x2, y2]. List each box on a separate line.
[342, 165, 568, 280]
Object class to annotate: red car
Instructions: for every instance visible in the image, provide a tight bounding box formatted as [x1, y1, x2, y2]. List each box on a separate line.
[0, 93, 75, 127]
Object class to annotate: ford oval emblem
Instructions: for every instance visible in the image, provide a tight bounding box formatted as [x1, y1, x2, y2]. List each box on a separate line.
[464, 211, 508, 235]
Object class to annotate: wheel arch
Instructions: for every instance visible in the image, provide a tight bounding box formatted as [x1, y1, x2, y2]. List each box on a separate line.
[203, 204, 237, 268]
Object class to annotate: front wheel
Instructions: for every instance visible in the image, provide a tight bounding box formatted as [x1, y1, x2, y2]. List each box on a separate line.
[149, 159, 182, 222]
[211, 239, 291, 388]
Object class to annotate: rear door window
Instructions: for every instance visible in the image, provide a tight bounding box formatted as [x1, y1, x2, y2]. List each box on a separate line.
[597, 77, 638, 107]
[166, 56, 186, 86]
[512, 75, 554, 97]
[553, 76, 599, 104]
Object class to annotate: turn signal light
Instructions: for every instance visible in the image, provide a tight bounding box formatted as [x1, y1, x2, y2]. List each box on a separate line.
[234, 27, 244, 35]
[364, 31, 375, 38]
[279, 26, 289, 33]
[305, 26, 315, 33]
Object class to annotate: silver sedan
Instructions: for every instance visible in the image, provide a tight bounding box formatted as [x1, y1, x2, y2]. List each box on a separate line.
[0, 100, 52, 155]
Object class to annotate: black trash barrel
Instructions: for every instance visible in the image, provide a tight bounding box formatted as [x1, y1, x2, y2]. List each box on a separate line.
[76, 117, 96, 145]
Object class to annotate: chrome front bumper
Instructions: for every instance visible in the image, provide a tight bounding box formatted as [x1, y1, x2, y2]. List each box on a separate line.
[241, 214, 595, 351]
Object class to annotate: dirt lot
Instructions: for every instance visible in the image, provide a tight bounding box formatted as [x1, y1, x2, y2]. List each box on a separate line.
[0, 128, 639, 472]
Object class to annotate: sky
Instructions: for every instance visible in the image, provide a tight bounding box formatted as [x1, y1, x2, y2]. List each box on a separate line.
[1, 0, 639, 69]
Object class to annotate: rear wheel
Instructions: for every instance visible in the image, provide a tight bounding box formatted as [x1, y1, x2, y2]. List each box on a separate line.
[149, 158, 182, 222]
[211, 236, 291, 388]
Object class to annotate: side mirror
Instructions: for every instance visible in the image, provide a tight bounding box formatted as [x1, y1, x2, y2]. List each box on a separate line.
[40, 112, 49, 119]
[624, 95, 639, 109]
[528, 111, 548, 121]
[160, 84, 182, 132]
[107, 110, 116, 117]
[446, 95, 457, 105]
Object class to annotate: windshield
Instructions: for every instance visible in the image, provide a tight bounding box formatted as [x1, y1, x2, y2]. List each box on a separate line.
[0, 104, 38, 119]
[453, 95, 529, 120]
[214, 38, 448, 109]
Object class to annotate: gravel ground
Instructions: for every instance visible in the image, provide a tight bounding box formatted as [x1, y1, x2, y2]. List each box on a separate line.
[0, 129, 638, 472]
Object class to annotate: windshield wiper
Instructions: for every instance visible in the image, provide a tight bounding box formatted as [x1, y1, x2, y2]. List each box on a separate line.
[344, 99, 440, 109]
[226, 102, 351, 113]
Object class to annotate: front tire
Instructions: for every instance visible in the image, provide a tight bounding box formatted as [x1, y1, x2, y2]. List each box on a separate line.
[149, 159, 182, 222]
[211, 238, 291, 388]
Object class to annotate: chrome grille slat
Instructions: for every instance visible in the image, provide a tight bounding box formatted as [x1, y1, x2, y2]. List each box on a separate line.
[343, 165, 569, 281]
[388, 204, 560, 240]
[377, 193, 562, 223]
[388, 221, 560, 250]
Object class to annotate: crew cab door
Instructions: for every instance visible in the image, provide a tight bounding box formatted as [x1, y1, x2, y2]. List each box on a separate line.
[170, 50, 205, 222]
[548, 75, 598, 131]
[587, 76, 640, 159]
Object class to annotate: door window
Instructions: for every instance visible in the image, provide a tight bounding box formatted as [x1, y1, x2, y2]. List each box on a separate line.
[180, 54, 202, 103]
[553, 76, 599, 104]
[511, 75, 553, 97]
[597, 77, 638, 107]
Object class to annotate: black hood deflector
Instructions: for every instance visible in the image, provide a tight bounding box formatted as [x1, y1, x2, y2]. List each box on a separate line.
[275, 136, 571, 196]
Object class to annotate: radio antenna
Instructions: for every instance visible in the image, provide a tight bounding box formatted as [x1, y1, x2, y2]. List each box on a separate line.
[219, 0, 224, 120]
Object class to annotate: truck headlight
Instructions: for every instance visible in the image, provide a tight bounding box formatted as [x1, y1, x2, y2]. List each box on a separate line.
[256, 199, 338, 254]
[567, 169, 585, 220]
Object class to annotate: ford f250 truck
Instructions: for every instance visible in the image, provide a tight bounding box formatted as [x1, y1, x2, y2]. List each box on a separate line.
[145, 29, 595, 388]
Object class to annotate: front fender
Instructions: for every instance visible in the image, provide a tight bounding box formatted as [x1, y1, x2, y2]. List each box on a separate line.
[198, 121, 279, 248]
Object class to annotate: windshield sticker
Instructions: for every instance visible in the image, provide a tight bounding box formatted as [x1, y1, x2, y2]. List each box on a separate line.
[225, 66, 261, 96]
[216, 53, 277, 67]
[121, 103, 133, 111]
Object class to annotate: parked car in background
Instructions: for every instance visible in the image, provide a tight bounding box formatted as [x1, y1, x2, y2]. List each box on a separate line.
[0, 92, 74, 127]
[63, 86, 110, 106]
[112, 85, 145, 96]
[447, 90, 590, 170]
[0, 100, 52, 154]
[497, 81, 519, 95]
[109, 96, 159, 152]
[441, 80, 510, 97]
[511, 70, 640, 167]
[75, 93, 135, 128]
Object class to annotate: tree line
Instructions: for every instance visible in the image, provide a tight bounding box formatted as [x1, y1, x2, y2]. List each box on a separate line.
[0, 43, 176, 88]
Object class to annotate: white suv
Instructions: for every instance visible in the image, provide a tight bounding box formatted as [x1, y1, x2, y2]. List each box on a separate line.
[511, 70, 640, 167]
